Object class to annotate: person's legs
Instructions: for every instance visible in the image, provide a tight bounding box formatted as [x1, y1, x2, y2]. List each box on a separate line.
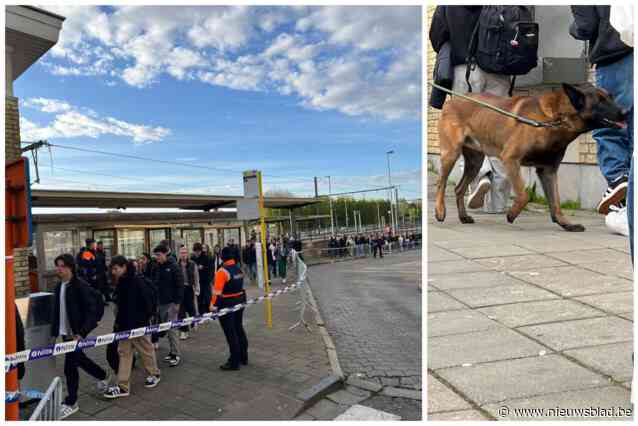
[235, 307, 248, 364]
[63, 352, 80, 405]
[75, 349, 107, 380]
[132, 336, 161, 377]
[166, 303, 181, 357]
[116, 339, 134, 392]
[627, 106, 634, 261]
[219, 311, 240, 368]
[593, 53, 633, 213]
[483, 157, 512, 213]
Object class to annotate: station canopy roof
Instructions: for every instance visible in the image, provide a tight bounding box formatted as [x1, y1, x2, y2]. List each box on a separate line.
[30, 189, 319, 211]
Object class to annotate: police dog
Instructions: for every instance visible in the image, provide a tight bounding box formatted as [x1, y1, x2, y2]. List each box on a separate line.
[434, 83, 627, 232]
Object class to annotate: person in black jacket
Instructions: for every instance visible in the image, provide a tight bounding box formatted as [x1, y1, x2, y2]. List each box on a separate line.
[51, 254, 109, 420]
[191, 243, 213, 317]
[429, 5, 512, 215]
[95, 241, 110, 304]
[570, 6, 633, 231]
[103, 256, 160, 399]
[152, 245, 184, 367]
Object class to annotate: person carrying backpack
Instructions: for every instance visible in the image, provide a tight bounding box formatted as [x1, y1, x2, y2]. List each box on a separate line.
[51, 254, 109, 420]
[103, 256, 160, 399]
[430, 6, 539, 214]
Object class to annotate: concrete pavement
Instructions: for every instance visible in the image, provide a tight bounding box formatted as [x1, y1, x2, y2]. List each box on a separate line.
[427, 173, 633, 420]
[306, 250, 422, 420]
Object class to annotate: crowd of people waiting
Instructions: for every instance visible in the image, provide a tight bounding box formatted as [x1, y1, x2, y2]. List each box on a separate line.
[328, 232, 421, 258]
[53, 238, 249, 419]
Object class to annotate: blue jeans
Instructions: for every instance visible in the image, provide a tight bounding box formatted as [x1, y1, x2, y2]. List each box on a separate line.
[592, 52, 633, 185]
[628, 107, 634, 261]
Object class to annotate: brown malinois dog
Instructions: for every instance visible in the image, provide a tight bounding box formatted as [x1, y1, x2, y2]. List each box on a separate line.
[435, 83, 627, 232]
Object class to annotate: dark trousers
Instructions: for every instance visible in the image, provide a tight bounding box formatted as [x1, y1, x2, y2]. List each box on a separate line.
[373, 245, 383, 258]
[198, 291, 210, 317]
[63, 345, 107, 405]
[179, 286, 197, 332]
[219, 303, 248, 368]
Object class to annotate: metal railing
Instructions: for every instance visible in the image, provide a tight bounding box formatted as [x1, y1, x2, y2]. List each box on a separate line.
[28, 377, 62, 421]
[296, 239, 422, 265]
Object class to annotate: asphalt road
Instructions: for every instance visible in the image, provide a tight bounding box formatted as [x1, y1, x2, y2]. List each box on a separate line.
[308, 250, 422, 419]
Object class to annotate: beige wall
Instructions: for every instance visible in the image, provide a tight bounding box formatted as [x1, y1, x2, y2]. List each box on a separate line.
[425, 5, 598, 165]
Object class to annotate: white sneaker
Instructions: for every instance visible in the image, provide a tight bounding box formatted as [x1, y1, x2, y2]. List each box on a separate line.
[467, 176, 491, 209]
[59, 403, 79, 420]
[606, 205, 629, 236]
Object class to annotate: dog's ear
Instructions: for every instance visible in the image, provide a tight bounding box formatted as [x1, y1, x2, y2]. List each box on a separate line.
[562, 83, 586, 111]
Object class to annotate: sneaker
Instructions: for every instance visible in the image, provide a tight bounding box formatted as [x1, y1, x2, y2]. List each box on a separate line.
[163, 353, 174, 362]
[169, 355, 181, 367]
[96, 373, 111, 393]
[467, 175, 491, 209]
[144, 375, 161, 388]
[605, 204, 629, 236]
[598, 175, 628, 214]
[179, 332, 189, 340]
[59, 403, 79, 420]
[103, 385, 130, 399]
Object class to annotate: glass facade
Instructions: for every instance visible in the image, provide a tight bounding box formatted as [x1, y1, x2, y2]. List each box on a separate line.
[43, 230, 74, 270]
[181, 229, 203, 254]
[117, 229, 145, 259]
[149, 229, 167, 252]
[221, 228, 240, 246]
[93, 230, 115, 262]
[204, 228, 219, 249]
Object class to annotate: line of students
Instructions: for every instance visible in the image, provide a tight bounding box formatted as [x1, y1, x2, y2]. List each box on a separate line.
[51, 242, 248, 420]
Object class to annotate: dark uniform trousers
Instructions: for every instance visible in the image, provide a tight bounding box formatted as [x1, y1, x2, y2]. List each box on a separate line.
[219, 292, 248, 368]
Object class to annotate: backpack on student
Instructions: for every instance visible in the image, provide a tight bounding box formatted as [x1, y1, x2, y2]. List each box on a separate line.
[466, 6, 539, 96]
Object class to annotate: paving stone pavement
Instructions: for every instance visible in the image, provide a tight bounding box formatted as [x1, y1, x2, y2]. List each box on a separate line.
[305, 250, 422, 420]
[427, 173, 633, 421]
[20, 277, 331, 420]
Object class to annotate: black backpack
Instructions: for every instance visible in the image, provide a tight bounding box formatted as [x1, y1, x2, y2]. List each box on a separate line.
[466, 6, 539, 96]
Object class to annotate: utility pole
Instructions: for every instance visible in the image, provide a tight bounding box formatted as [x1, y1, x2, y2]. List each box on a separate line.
[376, 202, 381, 230]
[386, 150, 395, 235]
[344, 198, 348, 229]
[325, 176, 335, 236]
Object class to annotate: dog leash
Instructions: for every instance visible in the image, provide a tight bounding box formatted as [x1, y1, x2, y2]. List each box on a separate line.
[429, 82, 563, 129]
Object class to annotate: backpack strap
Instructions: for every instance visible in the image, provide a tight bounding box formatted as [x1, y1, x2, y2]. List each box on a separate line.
[465, 16, 482, 93]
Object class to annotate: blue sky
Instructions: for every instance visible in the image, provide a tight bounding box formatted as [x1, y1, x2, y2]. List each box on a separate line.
[16, 6, 422, 208]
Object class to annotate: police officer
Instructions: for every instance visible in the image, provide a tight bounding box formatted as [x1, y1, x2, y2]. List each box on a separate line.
[210, 246, 248, 371]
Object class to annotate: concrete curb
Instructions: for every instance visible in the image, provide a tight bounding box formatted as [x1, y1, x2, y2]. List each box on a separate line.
[304, 274, 345, 380]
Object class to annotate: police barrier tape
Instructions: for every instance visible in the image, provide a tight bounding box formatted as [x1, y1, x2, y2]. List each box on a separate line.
[4, 281, 303, 375]
[6, 389, 44, 404]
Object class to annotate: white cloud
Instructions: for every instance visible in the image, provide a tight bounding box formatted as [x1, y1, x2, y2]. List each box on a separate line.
[40, 5, 421, 120]
[22, 98, 72, 113]
[20, 98, 171, 144]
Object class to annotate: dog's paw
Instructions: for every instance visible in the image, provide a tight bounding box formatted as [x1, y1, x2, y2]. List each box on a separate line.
[459, 215, 475, 224]
[561, 223, 586, 232]
[434, 209, 446, 222]
[506, 212, 517, 223]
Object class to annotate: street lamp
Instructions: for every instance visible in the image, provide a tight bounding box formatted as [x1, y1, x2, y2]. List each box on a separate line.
[386, 150, 395, 235]
[325, 176, 335, 236]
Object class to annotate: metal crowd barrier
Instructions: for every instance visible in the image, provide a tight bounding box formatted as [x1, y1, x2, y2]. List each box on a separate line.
[28, 377, 62, 421]
[298, 239, 422, 264]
